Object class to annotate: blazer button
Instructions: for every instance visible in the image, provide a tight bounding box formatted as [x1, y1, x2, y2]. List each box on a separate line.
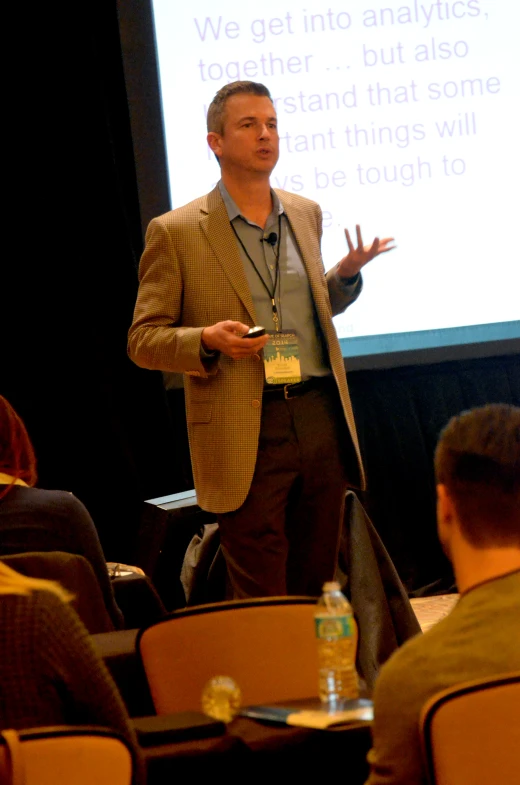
[252, 399, 261, 408]
[253, 353, 260, 361]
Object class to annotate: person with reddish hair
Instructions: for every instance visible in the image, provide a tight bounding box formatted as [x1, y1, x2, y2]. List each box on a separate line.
[0, 396, 38, 497]
[0, 395, 124, 629]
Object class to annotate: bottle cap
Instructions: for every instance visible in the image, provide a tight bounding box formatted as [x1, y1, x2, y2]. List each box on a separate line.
[322, 581, 341, 592]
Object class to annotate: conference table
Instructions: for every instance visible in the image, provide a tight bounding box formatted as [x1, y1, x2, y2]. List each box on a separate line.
[92, 629, 373, 782]
[142, 713, 372, 782]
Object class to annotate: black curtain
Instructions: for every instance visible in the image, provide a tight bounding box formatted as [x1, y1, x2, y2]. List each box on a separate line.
[6, 1, 184, 562]
[5, 2, 519, 589]
[349, 353, 520, 593]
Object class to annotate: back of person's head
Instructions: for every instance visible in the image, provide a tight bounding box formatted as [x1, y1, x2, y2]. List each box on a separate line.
[434, 403, 520, 548]
[0, 561, 72, 602]
[207, 80, 272, 134]
[0, 395, 37, 498]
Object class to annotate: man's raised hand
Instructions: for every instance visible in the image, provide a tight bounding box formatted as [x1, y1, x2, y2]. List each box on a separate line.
[337, 224, 395, 280]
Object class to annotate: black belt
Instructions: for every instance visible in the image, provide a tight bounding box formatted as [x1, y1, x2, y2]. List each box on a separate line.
[262, 375, 333, 400]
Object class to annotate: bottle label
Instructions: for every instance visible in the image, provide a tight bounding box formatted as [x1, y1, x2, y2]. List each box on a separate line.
[315, 614, 353, 640]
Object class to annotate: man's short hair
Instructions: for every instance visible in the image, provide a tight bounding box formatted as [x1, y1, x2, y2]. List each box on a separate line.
[207, 81, 272, 135]
[434, 403, 520, 547]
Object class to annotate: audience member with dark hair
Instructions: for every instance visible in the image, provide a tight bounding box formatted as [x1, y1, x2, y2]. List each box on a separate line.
[0, 395, 124, 629]
[365, 402, 520, 784]
[0, 562, 143, 781]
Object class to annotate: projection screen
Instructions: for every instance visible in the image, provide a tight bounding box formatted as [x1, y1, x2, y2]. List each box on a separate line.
[120, 0, 520, 368]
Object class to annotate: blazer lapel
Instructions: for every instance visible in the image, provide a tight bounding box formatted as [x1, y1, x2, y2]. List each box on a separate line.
[199, 187, 257, 325]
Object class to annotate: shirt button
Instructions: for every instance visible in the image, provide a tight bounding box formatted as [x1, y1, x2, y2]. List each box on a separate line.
[252, 399, 261, 408]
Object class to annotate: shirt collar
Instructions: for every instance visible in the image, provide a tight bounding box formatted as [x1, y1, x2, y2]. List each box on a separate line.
[218, 180, 284, 224]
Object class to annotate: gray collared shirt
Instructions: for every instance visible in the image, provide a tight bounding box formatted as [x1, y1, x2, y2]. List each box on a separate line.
[219, 181, 336, 380]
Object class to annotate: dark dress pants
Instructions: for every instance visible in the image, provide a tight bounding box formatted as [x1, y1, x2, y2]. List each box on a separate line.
[217, 378, 357, 598]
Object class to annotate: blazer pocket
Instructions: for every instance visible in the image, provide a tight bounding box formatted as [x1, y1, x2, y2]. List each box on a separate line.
[188, 401, 213, 423]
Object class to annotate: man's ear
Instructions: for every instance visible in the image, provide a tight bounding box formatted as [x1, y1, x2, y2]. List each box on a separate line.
[207, 132, 222, 158]
[436, 483, 455, 541]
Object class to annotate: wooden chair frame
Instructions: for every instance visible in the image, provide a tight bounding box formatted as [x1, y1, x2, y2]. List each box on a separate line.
[136, 596, 321, 714]
[0, 725, 133, 785]
[420, 671, 520, 785]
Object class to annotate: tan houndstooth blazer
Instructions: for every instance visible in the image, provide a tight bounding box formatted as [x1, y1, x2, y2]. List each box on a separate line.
[128, 186, 365, 513]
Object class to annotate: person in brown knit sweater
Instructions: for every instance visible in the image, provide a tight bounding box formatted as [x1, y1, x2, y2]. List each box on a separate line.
[0, 562, 144, 783]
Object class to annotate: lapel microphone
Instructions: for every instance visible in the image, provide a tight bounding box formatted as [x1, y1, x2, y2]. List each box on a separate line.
[262, 232, 278, 247]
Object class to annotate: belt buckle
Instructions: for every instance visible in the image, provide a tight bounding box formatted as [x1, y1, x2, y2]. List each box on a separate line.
[283, 382, 303, 399]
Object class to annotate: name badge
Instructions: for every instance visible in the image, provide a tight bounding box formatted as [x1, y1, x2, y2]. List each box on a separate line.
[263, 331, 302, 385]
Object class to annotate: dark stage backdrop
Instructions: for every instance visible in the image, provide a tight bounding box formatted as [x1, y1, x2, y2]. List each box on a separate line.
[5, 1, 179, 563]
[348, 353, 520, 592]
[5, 2, 519, 590]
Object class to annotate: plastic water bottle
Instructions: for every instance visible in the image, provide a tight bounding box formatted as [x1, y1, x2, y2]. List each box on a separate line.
[315, 581, 359, 703]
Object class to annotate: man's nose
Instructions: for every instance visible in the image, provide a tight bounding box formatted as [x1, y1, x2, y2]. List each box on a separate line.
[258, 124, 271, 138]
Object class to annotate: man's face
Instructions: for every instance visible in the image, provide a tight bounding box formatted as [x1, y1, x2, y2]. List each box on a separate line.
[208, 93, 279, 177]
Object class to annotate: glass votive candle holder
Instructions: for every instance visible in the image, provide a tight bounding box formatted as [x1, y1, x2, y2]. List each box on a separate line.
[201, 675, 242, 723]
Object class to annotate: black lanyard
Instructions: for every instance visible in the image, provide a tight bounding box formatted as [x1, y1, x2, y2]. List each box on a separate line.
[231, 213, 283, 331]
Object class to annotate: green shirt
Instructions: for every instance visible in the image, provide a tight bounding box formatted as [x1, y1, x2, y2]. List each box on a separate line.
[365, 569, 520, 785]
